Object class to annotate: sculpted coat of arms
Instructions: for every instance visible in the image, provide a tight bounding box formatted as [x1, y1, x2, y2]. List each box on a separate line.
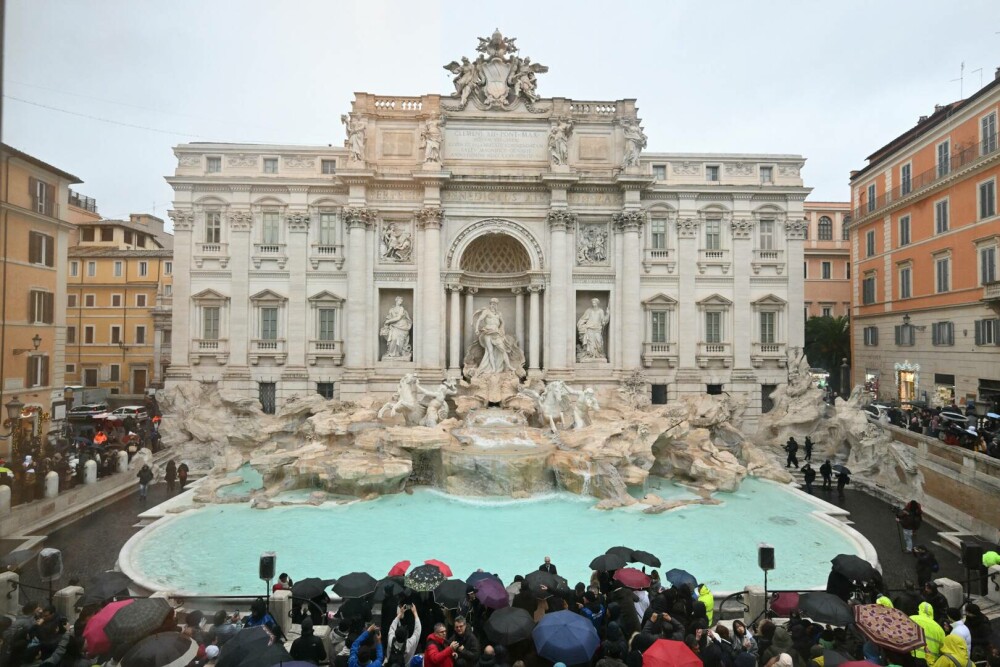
[443, 29, 548, 112]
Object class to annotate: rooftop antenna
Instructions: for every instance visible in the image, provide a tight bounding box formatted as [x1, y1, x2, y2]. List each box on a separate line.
[971, 67, 983, 91]
[950, 62, 965, 99]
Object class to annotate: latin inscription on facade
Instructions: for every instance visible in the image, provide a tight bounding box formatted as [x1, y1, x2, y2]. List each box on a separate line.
[442, 189, 549, 204]
[444, 128, 547, 161]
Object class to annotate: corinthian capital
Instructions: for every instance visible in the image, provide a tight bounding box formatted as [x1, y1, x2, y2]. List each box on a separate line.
[168, 209, 194, 231]
[784, 218, 808, 240]
[612, 209, 647, 232]
[344, 207, 379, 228]
[546, 209, 578, 231]
[416, 207, 444, 229]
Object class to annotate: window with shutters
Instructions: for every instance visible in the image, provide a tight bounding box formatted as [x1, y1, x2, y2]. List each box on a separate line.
[263, 158, 278, 174]
[822, 262, 832, 280]
[136, 294, 147, 307]
[900, 163, 912, 195]
[110, 326, 121, 344]
[818, 217, 833, 240]
[28, 290, 54, 324]
[113, 261, 122, 277]
[321, 159, 337, 174]
[164, 261, 172, 275]
[84, 326, 95, 344]
[898, 215, 911, 246]
[842, 216, 851, 240]
[760, 166, 773, 184]
[206, 156, 222, 173]
[866, 230, 876, 257]
[759, 311, 776, 344]
[319, 212, 337, 245]
[84, 293, 96, 307]
[83, 367, 98, 386]
[66, 326, 76, 344]
[28, 231, 55, 267]
[260, 307, 278, 340]
[100, 227, 114, 242]
[758, 220, 774, 250]
[262, 211, 280, 244]
[935, 199, 950, 234]
[894, 324, 915, 346]
[980, 245, 997, 285]
[135, 326, 146, 344]
[111, 294, 122, 307]
[29, 177, 54, 216]
[935, 256, 950, 293]
[932, 322, 954, 346]
[109, 364, 120, 382]
[82, 228, 95, 242]
[982, 112, 997, 155]
[652, 165, 666, 180]
[979, 178, 996, 219]
[651, 311, 668, 343]
[863, 326, 879, 346]
[706, 165, 720, 182]
[975, 319, 999, 345]
[650, 218, 667, 249]
[899, 266, 912, 299]
[937, 139, 951, 177]
[862, 275, 876, 304]
[70, 261, 79, 277]
[87, 261, 96, 277]
[704, 218, 721, 250]
[124, 230, 134, 245]
[867, 183, 876, 212]
[138, 261, 148, 277]
[27, 355, 49, 388]
[705, 311, 723, 343]
[822, 307, 832, 318]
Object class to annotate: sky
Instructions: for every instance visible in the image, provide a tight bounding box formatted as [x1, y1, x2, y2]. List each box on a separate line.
[5, 0, 1000, 227]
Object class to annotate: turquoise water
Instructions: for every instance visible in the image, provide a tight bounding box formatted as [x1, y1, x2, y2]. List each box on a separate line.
[216, 465, 264, 498]
[127, 479, 860, 595]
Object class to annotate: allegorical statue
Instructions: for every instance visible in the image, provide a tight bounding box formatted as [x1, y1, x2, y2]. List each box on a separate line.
[443, 56, 484, 107]
[577, 226, 608, 264]
[418, 378, 458, 427]
[381, 223, 412, 262]
[621, 118, 647, 168]
[566, 385, 600, 429]
[547, 118, 573, 166]
[577, 298, 610, 361]
[473, 298, 518, 374]
[341, 113, 367, 163]
[380, 296, 412, 360]
[420, 114, 445, 164]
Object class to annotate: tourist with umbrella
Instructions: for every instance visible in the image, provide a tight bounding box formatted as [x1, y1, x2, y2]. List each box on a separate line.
[834, 465, 851, 498]
[120, 631, 197, 667]
[474, 578, 509, 611]
[663, 569, 697, 590]
[484, 607, 534, 646]
[643, 638, 702, 667]
[590, 553, 628, 572]
[532, 610, 600, 665]
[291, 577, 334, 625]
[386, 604, 422, 667]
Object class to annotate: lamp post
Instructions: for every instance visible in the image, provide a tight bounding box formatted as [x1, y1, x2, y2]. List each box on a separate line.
[118, 340, 130, 394]
[840, 357, 850, 400]
[4, 397, 26, 460]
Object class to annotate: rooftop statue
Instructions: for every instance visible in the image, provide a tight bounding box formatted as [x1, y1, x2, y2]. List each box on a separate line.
[443, 29, 548, 112]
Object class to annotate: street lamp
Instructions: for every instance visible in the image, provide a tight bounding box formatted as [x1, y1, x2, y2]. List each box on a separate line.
[12, 334, 42, 356]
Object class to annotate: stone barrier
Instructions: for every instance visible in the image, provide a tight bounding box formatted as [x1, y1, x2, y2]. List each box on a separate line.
[272, 589, 292, 635]
[44, 472, 59, 499]
[0, 485, 10, 516]
[933, 577, 963, 609]
[54, 585, 84, 625]
[0, 572, 20, 617]
[84, 460, 97, 485]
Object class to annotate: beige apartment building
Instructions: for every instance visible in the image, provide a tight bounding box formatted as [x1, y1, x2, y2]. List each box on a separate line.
[65, 214, 173, 396]
[0, 144, 81, 457]
[803, 202, 852, 320]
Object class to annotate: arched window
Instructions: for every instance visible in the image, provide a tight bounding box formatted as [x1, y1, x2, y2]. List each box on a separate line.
[842, 216, 851, 240]
[818, 216, 833, 240]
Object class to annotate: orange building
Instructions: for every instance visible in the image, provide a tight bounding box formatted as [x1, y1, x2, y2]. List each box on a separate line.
[0, 144, 82, 458]
[803, 202, 852, 320]
[848, 69, 1000, 406]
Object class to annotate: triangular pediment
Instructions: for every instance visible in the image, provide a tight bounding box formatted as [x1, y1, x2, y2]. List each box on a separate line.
[642, 293, 678, 307]
[696, 293, 733, 306]
[191, 288, 229, 302]
[752, 293, 787, 306]
[250, 289, 287, 303]
[308, 290, 345, 304]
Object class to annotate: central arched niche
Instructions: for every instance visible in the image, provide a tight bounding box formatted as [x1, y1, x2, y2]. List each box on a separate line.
[459, 233, 531, 275]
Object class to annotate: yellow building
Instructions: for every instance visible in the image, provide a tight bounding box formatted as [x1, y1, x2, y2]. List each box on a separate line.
[66, 214, 173, 396]
[0, 144, 81, 458]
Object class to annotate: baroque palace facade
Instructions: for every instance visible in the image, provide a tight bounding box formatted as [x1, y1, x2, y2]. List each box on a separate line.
[166, 31, 809, 419]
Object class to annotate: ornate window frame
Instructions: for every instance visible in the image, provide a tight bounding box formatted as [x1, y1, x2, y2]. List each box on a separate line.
[640, 293, 678, 368]
[190, 288, 230, 365]
[307, 291, 346, 366]
[249, 289, 288, 365]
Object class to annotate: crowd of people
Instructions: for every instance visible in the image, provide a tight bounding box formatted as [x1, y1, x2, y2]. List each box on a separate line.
[876, 401, 1000, 458]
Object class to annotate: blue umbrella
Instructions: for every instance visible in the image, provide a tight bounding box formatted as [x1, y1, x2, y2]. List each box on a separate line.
[532, 610, 600, 665]
[466, 571, 502, 587]
[664, 569, 697, 589]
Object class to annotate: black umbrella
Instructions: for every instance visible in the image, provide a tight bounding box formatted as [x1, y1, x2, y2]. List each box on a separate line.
[121, 631, 198, 667]
[434, 579, 471, 609]
[373, 576, 406, 603]
[631, 550, 662, 568]
[589, 553, 628, 571]
[105, 597, 173, 649]
[291, 577, 335, 600]
[606, 546, 636, 560]
[485, 606, 535, 645]
[405, 564, 446, 593]
[218, 627, 275, 667]
[79, 571, 133, 607]
[797, 592, 853, 626]
[240, 642, 292, 667]
[337, 597, 373, 622]
[833, 464, 851, 475]
[333, 571, 377, 598]
[830, 554, 877, 583]
[525, 570, 568, 598]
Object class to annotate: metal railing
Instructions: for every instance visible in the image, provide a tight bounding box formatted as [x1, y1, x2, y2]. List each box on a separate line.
[68, 190, 98, 213]
[855, 134, 998, 220]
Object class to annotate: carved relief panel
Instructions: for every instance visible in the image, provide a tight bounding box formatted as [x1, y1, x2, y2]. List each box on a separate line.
[576, 222, 610, 266]
[379, 220, 414, 264]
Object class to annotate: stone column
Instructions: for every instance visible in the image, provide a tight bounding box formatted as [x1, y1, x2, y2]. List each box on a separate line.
[464, 287, 478, 351]
[344, 208, 376, 369]
[613, 210, 646, 370]
[167, 210, 194, 371]
[227, 210, 253, 368]
[528, 285, 542, 371]
[731, 217, 754, 367]
[286, 211, 311, 367]
[417, 208, 444, 370]
[448, 284, 463, 374]
[785, 218, 808, 349]
[546, 210, 577, 371]
[676, 216, 700, 368]
[513, 287, 525, 350]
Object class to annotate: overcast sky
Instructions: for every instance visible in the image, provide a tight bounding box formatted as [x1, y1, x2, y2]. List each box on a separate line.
[5, 1, 1000, 226]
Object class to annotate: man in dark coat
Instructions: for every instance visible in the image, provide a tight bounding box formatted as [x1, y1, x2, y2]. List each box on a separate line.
[804, 437, 814, 462]
[538, 556, 557, 575]
[291, 618, 327, 665]
[802, 464, 816, 494]
[449, 616, 480, 667]
[819, 460, 833, 489]
[784, 438, 800, 469]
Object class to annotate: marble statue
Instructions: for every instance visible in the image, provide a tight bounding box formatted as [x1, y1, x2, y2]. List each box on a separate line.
[420, 115, 445, 164]
[577, 298, 610, 361]
[381, 223, 412, 262]
[377, 373, 424, 424]
[443, 57, 483, 107]
[508, 56, 546, 103]
[577, 226, 608, 264]
[341, 114, 367, 163]
[380, 297, 412, 360]
[518, 381, 573, 433]
[443, 31, 548, 111]
[566, 385, 600, 429]
[548, 118, 573, 166]
[418, 378, 458, 427]
[473, 298, 517, 374]
[621, 118, 647, 168]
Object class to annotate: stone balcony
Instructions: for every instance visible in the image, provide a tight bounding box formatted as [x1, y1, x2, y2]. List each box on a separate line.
[697, 341, 731, 368]
[191, 338, 229, 365]
[252, 243, 287, 269]
[751, 249, 784, 275]
[250, 338, 287, 365]
[194, 242, 229, 268]
[641, 341, 677, 368]
[642, 248, 675, 274]
[751, 342, 787, 368]
[697, 248, 730, 274]
[309, 244, 345, 270]
[984, 280, 1000, 315]
[308, 339, 345, 366]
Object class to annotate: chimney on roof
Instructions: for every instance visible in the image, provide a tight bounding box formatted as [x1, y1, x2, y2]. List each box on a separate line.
[934, 104, 944, 113]
[995, 66, 1000, 82]
[918, 115, 929, 123]
[850, 170, 859, 178]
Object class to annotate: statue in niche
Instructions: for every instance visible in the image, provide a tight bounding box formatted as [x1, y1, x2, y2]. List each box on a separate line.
[566, 385, 600, 429]
[462, 297, 527, 394]
[621, 118, 647, 168]
[380, 296, 412, 360]
[381, 223, 412, 262]
[547, 118, 573, 166]
[418, 378, 458, 427]
[420, 115, 445, 164]
[377, 373, 424, 425]
[577, 226, 608, 264]
[473, 298, 517, 374]
[518, 381, 573, 433]
[341, 113, 367, 163]
[577, 298, 610, 362]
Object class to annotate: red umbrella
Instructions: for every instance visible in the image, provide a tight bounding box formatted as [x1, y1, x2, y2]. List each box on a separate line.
[770, 592, 800, 617]
[425, 559, 453, 577]
[643, 639, 702, 667]
[613, 567, 651, 589]
[388, 560, 410, 577]
[853, 604, 925, 653]
[83, 599, 134, 656]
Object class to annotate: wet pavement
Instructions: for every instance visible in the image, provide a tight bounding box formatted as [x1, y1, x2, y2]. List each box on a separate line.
[4, 480, 975, 605]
